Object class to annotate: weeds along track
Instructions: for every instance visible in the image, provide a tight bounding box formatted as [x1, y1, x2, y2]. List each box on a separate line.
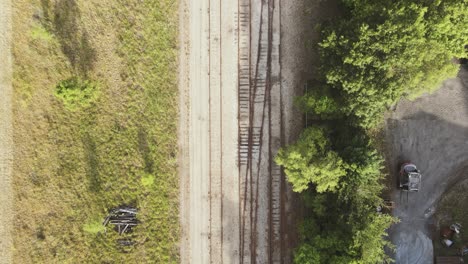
[238, 0, 283, 262]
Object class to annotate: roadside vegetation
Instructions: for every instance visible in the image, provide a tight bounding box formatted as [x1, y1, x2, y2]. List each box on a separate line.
[277, 0, 468, 263]
[12, 0, 179, 263]
[435, 179, 468, 262]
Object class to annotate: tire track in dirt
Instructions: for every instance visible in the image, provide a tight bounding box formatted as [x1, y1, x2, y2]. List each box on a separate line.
[0, 0, 13, 263]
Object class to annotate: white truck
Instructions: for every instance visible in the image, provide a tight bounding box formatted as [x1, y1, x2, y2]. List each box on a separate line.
[399, 162, 422, 192]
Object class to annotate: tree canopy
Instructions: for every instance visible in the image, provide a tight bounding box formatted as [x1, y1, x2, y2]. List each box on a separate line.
[278, 124, 395, 263]
[275, 127, 346, 193]
[279, 1, 467, 262]
[316, 0, 468, 127]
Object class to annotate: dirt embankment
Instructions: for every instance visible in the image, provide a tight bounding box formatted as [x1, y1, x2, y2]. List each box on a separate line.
[0, 0, 13, 263]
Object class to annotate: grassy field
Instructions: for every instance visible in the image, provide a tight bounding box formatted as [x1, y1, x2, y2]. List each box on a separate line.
[12, 0, 179, 263]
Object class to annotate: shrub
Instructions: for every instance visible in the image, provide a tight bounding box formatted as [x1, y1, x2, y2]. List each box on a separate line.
[54, 77, 100, 110]
[294, 243, 321, 264]
[295, 85, 343, 120]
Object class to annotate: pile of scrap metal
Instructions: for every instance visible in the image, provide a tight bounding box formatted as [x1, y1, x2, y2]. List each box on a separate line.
[440, 223, 462, 248]
[103, 207, 138, 235]
[461, 245, 468, 256]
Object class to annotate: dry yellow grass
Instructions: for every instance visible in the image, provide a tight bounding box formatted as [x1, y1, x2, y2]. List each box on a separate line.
[12, 0, 179, 262]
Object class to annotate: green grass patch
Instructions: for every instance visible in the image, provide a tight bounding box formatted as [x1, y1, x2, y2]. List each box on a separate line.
[30, 24, 53, 42]
[12, 0, 179, 263]
[54, 77, 100, 110]
[83, 219, 107, 235]
[141, 174, 156, 187]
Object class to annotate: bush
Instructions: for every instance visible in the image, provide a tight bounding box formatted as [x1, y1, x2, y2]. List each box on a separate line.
[54, 77, 100, 110]
[294, 191, 395, 264]
[294, 243, 321, 264]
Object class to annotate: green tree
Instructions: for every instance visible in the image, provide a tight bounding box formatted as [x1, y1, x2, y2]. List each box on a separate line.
[275, 127, 347, 193]
[294, 244, 321, 264]
[278, 1, 466, 262]
[295, 190, 395, 264]
[319, 0, 468, 127]
[351, 214, 395, 264]
[277, 125, 395, 263]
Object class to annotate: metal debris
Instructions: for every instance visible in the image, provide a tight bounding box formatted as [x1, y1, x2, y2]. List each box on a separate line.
[103, 207, 138, 235]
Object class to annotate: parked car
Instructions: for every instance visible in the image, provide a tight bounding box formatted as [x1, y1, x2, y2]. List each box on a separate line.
[399, 162, 422, 192]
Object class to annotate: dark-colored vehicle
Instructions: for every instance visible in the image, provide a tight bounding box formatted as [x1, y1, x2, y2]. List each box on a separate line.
[399, 163, 422, 192]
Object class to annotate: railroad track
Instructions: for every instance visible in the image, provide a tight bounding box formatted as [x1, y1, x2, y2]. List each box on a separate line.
[184, 0, 285, 262]
[238, 0, 283, 263]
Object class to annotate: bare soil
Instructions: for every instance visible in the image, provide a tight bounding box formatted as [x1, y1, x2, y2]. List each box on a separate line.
[385, 66, 468, 264]
[178, 0, 190, 263]
[0, 0, 13, 262]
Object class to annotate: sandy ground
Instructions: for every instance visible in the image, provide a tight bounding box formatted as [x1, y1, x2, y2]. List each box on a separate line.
[179, 0, 240, 263]
[178, 0, 190, 262]
[179, 0, 302, 262]
[386, 66, 468, 263]
[0, 0, 13, 263]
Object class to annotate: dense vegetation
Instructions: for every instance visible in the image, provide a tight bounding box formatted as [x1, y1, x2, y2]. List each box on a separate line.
[277, 125, 395, 263]
[13, 0, 179, 263]
[278, 0, 468, 263]
[307, 0, 468, 128]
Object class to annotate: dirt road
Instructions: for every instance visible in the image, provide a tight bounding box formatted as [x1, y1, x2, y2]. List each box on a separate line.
[180, 0, 299, 263]
[385, 67, 468, 263]
[179, 0, 240, 263]
[0, 0, 13, 263]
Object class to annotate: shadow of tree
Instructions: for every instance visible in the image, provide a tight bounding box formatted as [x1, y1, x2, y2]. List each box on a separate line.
[39, 0, 51, 22]
[457, 64, 468, 88]
[138, 128, 154, 174]
[82, 132, 101, 192]
[385, 111, 468, 263]
[40, 0, 96, 76]
[383, 63, 468, 262]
